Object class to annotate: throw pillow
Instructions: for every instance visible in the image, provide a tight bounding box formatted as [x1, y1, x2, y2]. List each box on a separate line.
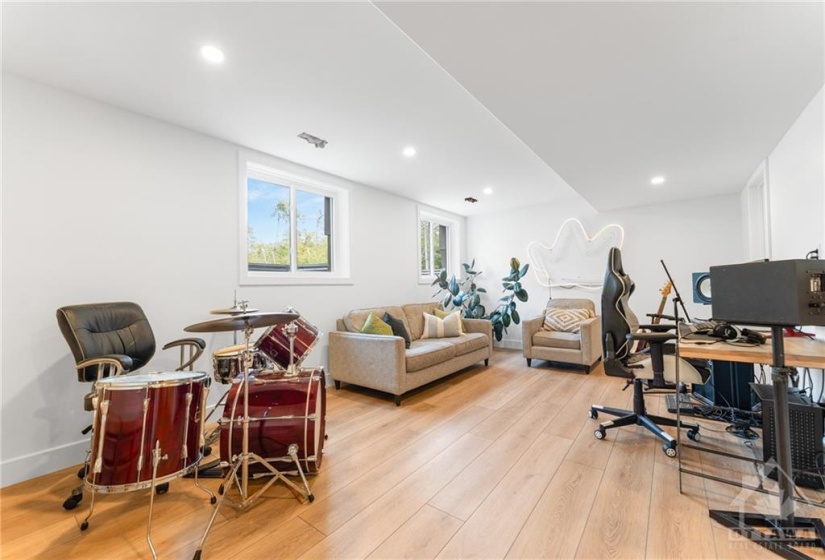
[433, 308, 465, 333]
[421, 311, 462, 339]
[542, 308, 594, 333]
[361, 313, 393, 336]
[382, 312, 411, 349]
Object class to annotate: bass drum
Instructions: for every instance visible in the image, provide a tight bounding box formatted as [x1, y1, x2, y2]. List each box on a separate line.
[87, 371, 208, 492]
[220, 367, 325, 474]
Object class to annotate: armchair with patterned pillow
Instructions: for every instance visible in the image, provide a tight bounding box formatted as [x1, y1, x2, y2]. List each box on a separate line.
[521, 298, 602, 372]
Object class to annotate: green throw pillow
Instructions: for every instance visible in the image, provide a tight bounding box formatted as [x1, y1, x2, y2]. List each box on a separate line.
[361, 313, 393, 336]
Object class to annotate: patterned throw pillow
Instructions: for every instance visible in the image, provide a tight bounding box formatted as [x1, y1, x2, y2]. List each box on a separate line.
[421, 311, 462, 339]
[382, 312, 411, 349]
[433, 308, 465, 332]
[542, 308, 594, 333]
[361, 313, 393, 336]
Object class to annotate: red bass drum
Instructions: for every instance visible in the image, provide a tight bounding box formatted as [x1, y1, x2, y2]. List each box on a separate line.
[220, 367, 326, 474]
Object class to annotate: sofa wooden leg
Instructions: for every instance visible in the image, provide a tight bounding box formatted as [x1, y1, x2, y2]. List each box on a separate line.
[394, 395, 401, 407]
[334, 380, 341, 390]
[526, 358, 532, 367]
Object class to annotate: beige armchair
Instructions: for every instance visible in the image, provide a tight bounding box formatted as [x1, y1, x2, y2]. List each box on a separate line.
[522, 298, 601, 372]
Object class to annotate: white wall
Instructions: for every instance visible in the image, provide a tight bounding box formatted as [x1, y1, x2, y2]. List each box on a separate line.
[466, 194, 744, 349]
[767, 85, 824, 261]
[0, 75, 461, 485]
[762, 84, 825, 400]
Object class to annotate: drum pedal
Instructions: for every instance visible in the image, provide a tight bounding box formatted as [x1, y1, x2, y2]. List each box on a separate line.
[185, 459, 224, 479]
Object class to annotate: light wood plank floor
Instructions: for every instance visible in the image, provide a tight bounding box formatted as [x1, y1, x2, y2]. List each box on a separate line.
[2, 349, 823, 559]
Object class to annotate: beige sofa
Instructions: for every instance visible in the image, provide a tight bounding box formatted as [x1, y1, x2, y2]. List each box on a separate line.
[329, 302, 493, 405]
[522, 298, 602, 372]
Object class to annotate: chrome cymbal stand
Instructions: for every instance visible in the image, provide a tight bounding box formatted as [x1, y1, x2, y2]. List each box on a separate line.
[191, 322, 311, 560]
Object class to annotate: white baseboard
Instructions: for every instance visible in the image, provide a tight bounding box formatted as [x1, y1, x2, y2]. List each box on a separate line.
[494, 339, 522, 350]
[1, 439, 87, 488]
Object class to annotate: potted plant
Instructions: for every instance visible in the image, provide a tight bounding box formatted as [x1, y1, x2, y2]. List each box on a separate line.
[487, 258, 529, 342]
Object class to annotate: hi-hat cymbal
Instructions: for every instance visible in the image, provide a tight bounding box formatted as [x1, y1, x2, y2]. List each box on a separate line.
[210, 305, 260, 315]
[184, 312, 299, 333]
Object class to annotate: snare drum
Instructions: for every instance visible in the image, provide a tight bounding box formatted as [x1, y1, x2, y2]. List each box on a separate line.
[255, 314, 320, 369]
[212, 344, 270, 384]
[220, 368, 326, 474]
[87, 371, 208, 492]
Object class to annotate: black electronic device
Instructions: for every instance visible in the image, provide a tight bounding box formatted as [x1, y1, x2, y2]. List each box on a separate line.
[710, 259, 825, 326]
[693, 360, 756, 410]
[692, 272, 712, 304]
[751, 383, 825, 490]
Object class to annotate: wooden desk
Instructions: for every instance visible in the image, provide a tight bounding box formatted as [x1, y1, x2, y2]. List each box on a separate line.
[679, 336, 825, 369]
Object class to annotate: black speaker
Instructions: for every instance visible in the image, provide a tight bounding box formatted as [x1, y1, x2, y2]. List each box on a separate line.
[693, 360, 755, 410]
[692, 272, 712, 304]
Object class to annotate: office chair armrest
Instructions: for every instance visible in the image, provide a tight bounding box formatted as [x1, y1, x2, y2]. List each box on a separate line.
[163, 337, 206, 371]
[76, 354, 133, 382]
[646, 313, 677, 322]
[637, 324, 677, 333]
[627, 332, 675, 343]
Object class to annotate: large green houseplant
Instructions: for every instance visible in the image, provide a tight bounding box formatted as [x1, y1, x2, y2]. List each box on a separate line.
[432, 257, 529, 341]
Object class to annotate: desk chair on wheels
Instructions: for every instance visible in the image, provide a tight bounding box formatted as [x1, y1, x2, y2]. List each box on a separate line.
[56, 301, 205, 510]
[589, 248, 707, 457]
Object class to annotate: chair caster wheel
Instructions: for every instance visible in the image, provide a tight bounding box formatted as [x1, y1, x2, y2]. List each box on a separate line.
[193, 550, 202, 560]
[80, 521, 89, 531]
[588, 409, 598, 420]
[77, 466, 88, 479]
[687, 429, 700, 442]
[202, 445, 212, 457]
[663, 444, 678, 458]
[324, 434, 329, 440]
[218, 485, 224, 495]
[156, 483, 169, 495]
[63, 494, 82, 510]
[594, 428, 606, 440]
[210, 496, 217, 505]
[308, 494, 315, 503]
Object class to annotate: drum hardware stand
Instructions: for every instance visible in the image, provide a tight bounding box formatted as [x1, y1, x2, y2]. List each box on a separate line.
[192, 321, 313, 560]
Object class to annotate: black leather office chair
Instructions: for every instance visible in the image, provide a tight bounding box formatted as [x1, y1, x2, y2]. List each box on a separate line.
[589, 248, 706, 456]
[56, 301, 205, 509]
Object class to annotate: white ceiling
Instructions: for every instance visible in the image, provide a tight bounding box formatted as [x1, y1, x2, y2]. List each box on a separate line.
[3, 2, 823, 216]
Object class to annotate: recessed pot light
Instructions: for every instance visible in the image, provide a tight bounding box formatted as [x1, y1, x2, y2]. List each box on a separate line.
[402, 146, 417, 158]
[650, 175, 666, 186]
[200, 45, 225, 64]
[483, 187, 494, 195]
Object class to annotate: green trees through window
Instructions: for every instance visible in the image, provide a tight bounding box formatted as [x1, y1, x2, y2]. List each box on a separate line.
[247, 178, 331, 272]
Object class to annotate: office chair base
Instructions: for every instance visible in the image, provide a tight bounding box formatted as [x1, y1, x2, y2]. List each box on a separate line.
[590, 379, 700, 456]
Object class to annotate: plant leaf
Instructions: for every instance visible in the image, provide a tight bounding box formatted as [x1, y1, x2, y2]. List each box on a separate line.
[516, 289, 528, 302]
[519, 263, 530, 278]
[442, 293, 452, 308]
[503, 314, 511, 327]
[477, 287, 487, 293]
[512, 309, 520, 324]
[510, 257, 520, 270]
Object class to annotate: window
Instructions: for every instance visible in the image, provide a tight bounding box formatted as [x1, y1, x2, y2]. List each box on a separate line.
[241, 155, 350, 285]
[418, 208, 460, 283]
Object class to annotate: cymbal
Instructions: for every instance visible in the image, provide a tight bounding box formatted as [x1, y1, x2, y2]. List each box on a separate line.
[210, 305, 260, 315]
[185, 312, 299, 333]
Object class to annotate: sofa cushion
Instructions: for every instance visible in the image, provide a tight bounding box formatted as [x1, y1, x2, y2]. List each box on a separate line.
[542, 308, 594, 333]
[401, 302, 441, 340]
[533, 330, 582, 350]
[343, 306, 409, 334]
[383, 312, 411, 349]
[405, 340, 456, 372]
[448, 333, 490, 356]
[361, 313, 393, 336]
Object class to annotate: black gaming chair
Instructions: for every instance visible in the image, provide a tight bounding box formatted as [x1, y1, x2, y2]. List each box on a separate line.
[588, 248, 706, 456]
[56, 302, 205, 509]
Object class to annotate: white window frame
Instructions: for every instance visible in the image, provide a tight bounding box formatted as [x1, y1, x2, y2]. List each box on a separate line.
[417, 206, 460, 284]
[239, 153, 351, 285]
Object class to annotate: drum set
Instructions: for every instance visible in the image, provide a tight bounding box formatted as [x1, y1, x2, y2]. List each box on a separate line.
[76, 300, 326, 560]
